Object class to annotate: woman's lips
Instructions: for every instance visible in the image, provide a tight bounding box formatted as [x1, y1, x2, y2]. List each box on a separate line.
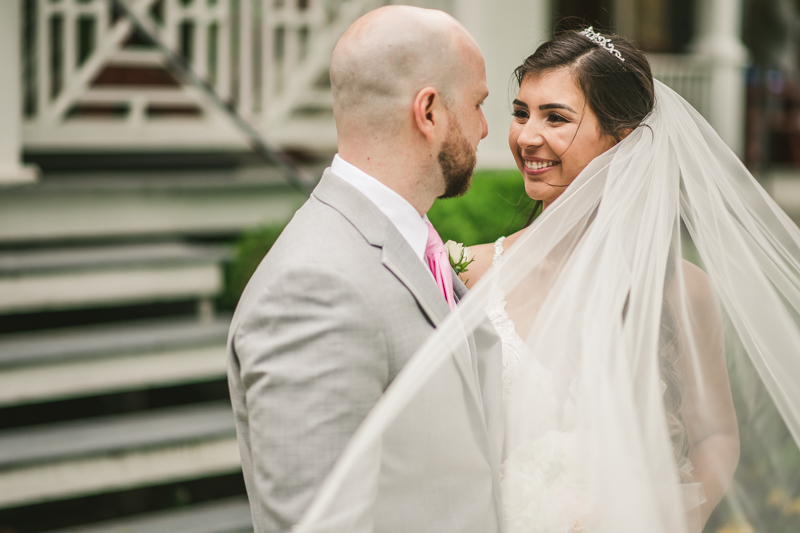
[523, 159, 559, 175]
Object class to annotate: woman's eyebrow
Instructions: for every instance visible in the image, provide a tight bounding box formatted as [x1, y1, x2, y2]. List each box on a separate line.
[512, 99, 528, 108]
[539, 103, 577, 113]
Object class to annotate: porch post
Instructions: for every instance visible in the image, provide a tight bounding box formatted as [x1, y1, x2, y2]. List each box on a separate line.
[692, 0, 748, 157]
[453, 0, 550, 169]
[0, 0, 38, 185]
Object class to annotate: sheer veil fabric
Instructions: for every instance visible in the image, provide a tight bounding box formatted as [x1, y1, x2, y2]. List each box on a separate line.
[295, 81, 800, 532]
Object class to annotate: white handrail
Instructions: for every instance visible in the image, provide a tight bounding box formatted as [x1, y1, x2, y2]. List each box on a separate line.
[20, 1, 719, 154]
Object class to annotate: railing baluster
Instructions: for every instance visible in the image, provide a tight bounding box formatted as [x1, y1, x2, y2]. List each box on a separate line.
[36, 0, 53, 113]
[164, 0, 179, 52]
[63, 0, 77, 87]
[238, 0, 253, 118]
[216, 1, 231, 101]
[194, 4, 208, 80]
[36, 0, 49, 118]
[283, 1, 298, 93]
[259, 0, 275, 123]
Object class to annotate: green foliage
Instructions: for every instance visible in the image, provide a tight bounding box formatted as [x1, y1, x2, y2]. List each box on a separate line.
[705, 326, 800, 532]
[219, 225, 285, 309]
[427, 169, 533, 246]
[220, 169, 532, 308]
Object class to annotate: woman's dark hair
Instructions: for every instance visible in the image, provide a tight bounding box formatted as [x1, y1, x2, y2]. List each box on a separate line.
[521, 28, 655, 224]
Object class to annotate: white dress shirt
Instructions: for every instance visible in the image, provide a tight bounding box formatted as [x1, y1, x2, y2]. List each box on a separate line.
[330, 154, 429, 264]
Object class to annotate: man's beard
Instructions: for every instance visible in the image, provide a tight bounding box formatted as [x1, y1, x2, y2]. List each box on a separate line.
[438, 117, 477, 199]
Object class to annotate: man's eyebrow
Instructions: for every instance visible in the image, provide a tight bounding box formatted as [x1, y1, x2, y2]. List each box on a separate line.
[512, 99, 528, 108]
[539, 103, 577, 113]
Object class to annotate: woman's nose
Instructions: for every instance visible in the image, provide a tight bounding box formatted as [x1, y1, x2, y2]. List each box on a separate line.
[517, 121, 544, 149]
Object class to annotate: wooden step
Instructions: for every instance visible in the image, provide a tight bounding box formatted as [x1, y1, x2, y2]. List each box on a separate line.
[0, 402, 240, 509]
[42, 496, 252, 533]
[0, 166, 310, 245]
[0, 242, 227, 314]
[0, 315, 231, 406]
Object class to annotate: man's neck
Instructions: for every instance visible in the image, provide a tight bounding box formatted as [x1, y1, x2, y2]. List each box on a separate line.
[337, 149, 437, 216]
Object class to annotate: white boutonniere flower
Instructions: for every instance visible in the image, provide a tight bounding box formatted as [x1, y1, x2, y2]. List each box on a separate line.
[444, 240, 474, 275]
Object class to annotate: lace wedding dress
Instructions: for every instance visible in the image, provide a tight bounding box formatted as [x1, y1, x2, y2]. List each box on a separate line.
[488, 237, 705, 533]
[487, 236, 590, 533]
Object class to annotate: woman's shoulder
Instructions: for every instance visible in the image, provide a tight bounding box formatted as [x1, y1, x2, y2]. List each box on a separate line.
[681, 260, 714, 298]
[672, 259, 721, 321]
[461, 230, 526, 288]
[462, 241, 498, 289]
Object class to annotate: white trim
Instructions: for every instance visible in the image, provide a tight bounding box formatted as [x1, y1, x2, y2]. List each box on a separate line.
[0, 344, 227, 407]
[0, 438, 241, 509]
[0, 0, 37, 186]
[0, 264, 222, 314]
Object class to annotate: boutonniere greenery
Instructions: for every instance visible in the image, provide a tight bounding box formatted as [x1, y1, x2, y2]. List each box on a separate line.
[444, 240, 474, 275]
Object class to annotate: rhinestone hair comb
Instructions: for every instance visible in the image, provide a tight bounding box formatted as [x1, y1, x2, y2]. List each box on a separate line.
[580, 26, 625, 62]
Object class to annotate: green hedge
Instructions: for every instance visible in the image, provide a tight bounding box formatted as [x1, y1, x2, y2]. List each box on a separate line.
[219, 225, 285, 309]
[220, 169, 531, 308]
[427, 169, 532, 246]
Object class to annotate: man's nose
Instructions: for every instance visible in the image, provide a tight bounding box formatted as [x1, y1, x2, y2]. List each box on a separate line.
[480, 109, 488, 140]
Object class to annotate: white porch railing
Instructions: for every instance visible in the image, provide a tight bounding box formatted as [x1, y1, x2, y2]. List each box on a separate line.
[649, 53, 714, 120]
[21, 0, 384, 153]
[19, 1, 723, 155]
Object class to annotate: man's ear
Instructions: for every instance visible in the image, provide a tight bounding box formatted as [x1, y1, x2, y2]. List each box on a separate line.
[413, 86, 440, 143]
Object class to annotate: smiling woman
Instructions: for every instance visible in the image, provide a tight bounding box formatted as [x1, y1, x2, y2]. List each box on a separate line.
[465, 29, 654, 286]
[508, 30, 653, 210]
[509, 68, 616, 208]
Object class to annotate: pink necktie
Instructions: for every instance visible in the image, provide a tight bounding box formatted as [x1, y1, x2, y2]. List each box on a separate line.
[424, 220, 456, 310]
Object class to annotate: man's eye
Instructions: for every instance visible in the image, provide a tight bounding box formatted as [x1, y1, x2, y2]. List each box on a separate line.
[547, 113, 568, 124]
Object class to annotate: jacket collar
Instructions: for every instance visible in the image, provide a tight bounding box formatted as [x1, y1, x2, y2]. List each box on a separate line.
[313, 170, 451, 326]
[314, 170, 486, 433]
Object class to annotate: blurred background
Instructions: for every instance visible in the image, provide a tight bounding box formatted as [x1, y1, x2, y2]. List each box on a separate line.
[0, 0, 798, 532]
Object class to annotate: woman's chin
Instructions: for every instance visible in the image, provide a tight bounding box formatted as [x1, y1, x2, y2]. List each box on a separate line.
[523, 184, 552, 204]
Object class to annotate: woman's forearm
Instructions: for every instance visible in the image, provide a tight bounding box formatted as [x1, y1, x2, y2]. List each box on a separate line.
[688, 433, 740, 527]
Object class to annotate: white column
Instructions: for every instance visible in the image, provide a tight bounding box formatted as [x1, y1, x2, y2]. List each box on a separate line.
[0, 0, 37, 185]
[453, 0, 550, 169]
[691, 0, 748, 157]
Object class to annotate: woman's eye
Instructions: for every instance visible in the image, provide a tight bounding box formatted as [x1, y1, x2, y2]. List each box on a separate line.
[547, 113, 568, 124]
[512, 109, 529, 120]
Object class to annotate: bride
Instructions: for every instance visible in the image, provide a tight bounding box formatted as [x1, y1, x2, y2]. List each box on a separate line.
[464, 28, 739, 532]
[295, 26, 800, 533]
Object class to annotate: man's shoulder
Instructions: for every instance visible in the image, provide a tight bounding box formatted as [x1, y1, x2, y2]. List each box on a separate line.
[237, 195, 387, 307]
[270, 194, 380, 266]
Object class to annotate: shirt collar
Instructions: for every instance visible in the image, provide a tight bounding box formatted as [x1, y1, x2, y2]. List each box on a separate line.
[330, 154, 429, 263]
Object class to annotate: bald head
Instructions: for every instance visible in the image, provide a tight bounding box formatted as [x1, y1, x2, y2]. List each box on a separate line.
[330, 6, 482, 135]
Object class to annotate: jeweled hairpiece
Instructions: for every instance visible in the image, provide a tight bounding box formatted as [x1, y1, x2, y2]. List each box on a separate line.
[580, 26, 625, 62]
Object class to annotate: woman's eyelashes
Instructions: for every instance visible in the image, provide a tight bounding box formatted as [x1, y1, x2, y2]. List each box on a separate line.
[546, 112, 568, 124]
[511, 109, 570, 125]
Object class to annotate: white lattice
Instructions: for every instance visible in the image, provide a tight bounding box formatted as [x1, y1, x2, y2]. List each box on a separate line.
[22, 0, 383, 152]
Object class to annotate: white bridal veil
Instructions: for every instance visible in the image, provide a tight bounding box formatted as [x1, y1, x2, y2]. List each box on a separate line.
[295, 81, 800, 532]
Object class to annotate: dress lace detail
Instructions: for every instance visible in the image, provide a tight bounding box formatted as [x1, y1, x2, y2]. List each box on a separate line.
[486, 237, 523, 404]
[488, 237, 589, 533]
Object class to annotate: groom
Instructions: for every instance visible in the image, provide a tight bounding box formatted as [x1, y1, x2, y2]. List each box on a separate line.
[227, 6, 502, 533]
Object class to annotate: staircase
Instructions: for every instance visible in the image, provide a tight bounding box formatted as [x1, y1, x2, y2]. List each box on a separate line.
[0, 160, 313, 532]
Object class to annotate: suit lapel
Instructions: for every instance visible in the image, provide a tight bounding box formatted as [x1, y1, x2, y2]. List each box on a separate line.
[313, 169, 448, 326]
[452, 270, 468, 302]
[314, 170, 486, 420]
[380, 232, 451, 326]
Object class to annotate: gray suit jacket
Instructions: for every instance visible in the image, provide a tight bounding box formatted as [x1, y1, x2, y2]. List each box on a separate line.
[227, 170, 503, 532]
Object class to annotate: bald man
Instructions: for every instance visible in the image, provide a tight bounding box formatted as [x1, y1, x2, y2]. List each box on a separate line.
[227, 6, 502, 532]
